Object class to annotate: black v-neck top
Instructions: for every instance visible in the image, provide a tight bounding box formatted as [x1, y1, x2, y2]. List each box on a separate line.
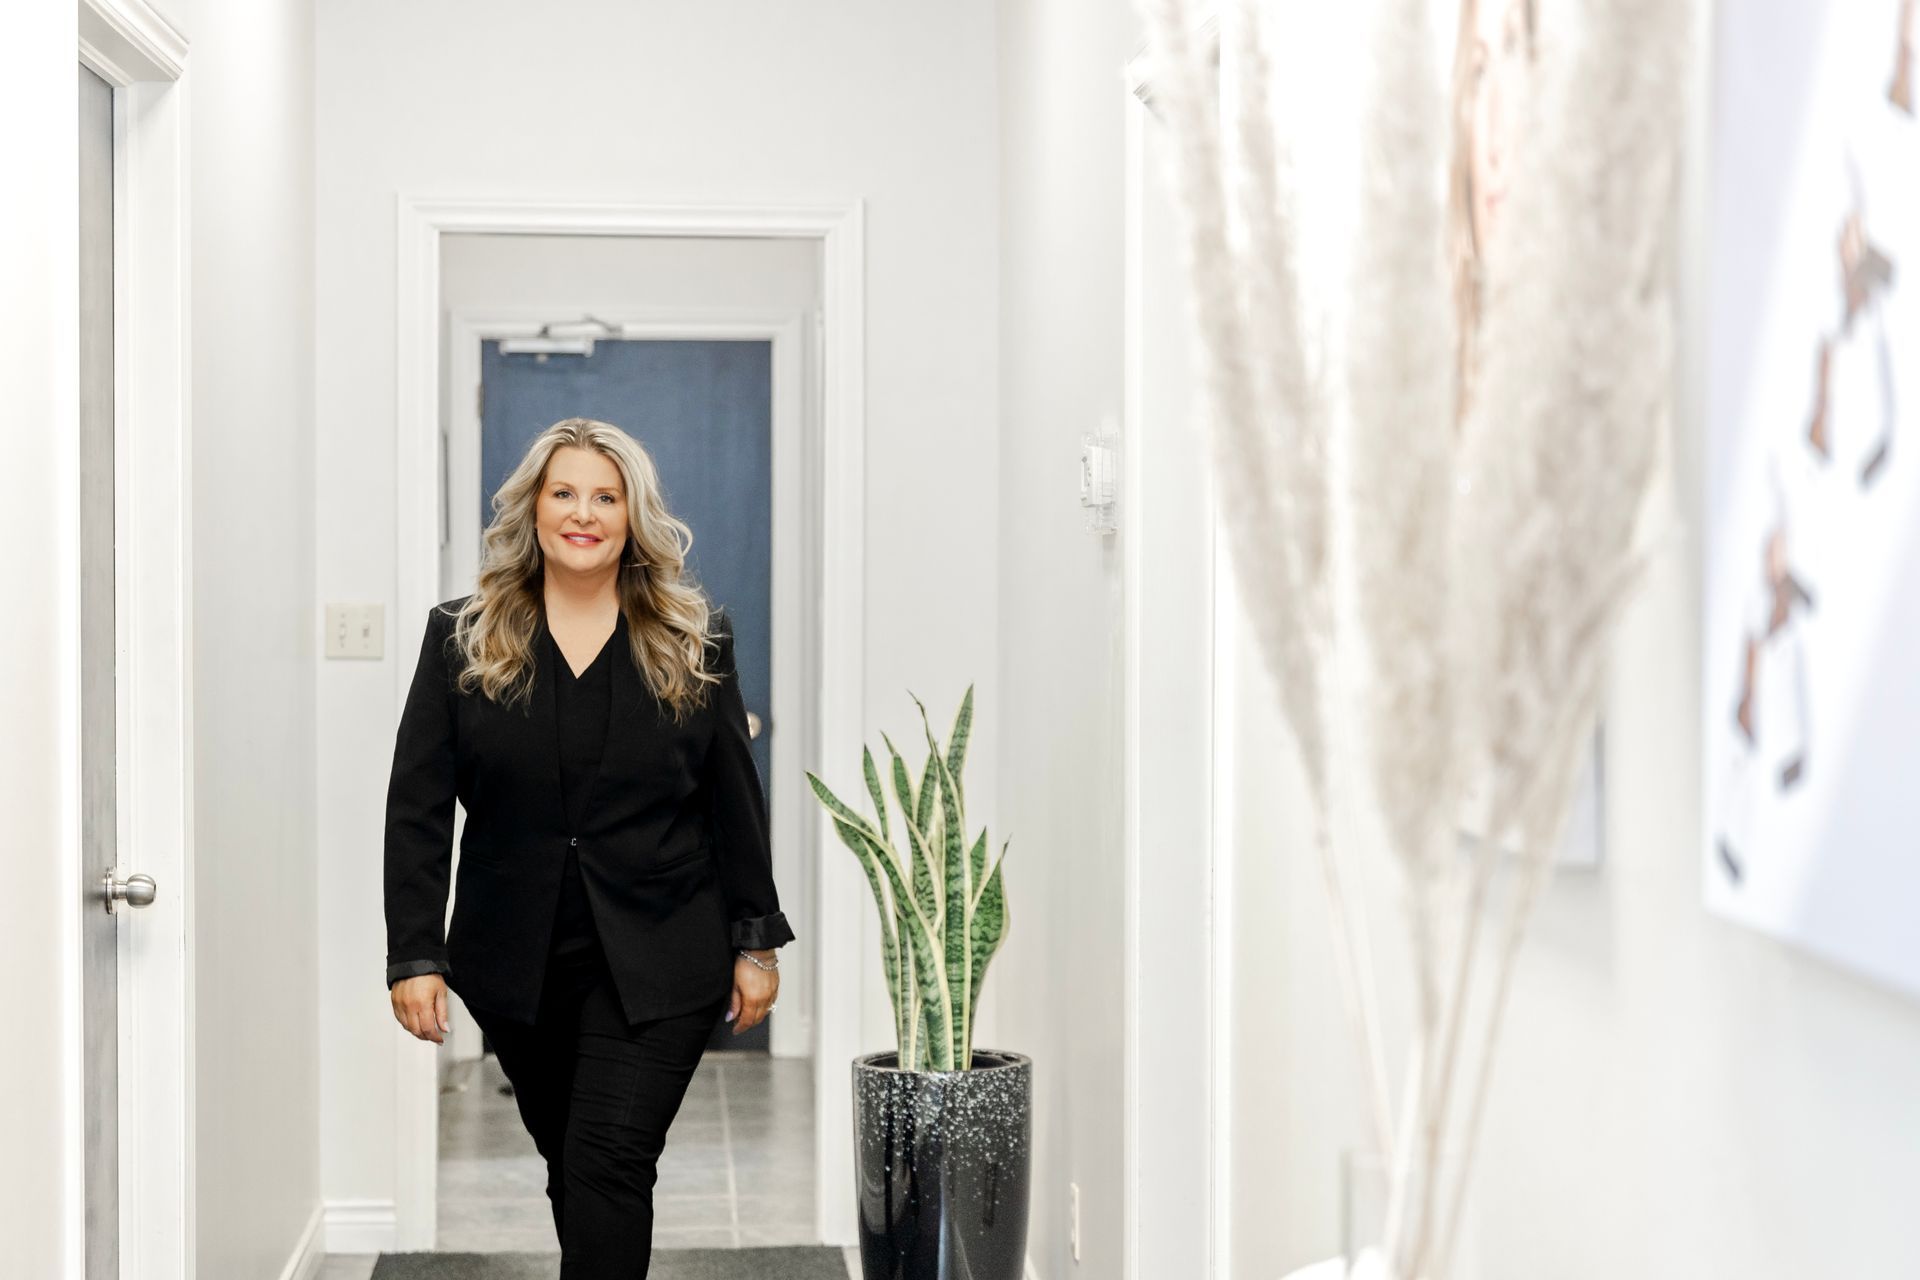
[549, 624, 616, 957]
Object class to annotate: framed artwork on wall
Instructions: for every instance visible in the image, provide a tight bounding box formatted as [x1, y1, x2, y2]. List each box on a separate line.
[1704, 0, 1920, 1000]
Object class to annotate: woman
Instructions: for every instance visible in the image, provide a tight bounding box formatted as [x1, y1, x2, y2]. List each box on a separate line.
[383, 416, 794, 1276]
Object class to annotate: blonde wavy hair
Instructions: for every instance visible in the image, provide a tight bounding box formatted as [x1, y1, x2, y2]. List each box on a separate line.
[444, 417, 724, 723]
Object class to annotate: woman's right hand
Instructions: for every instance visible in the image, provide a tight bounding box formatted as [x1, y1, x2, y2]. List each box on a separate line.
[391, 973, 450, 1043]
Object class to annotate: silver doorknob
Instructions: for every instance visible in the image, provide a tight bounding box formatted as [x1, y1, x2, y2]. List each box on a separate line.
[103, 870, 158, 913]
[746, 710, 764, 740]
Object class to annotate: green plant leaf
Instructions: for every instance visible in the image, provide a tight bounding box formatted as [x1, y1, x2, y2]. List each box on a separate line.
[920, 992, 945, 1071]
[913, 736, 938, 833]
[897, 928, 918, 1068]
[899, 807, 947, 945]
[967, 840, 1011, 1040]
[805, 770, 888, 847]
[967, 828, 989, 897]
[881, 731, 917, 831]
[879, 732, 934, 925]
[945, 684, 974, 815]
[808, 689, 1007, 1074]
[811, 773, 909, 1038]
[913, 692, 973, 1071]
[861, 745, 890, 845]
[832, 815, 953, 1069]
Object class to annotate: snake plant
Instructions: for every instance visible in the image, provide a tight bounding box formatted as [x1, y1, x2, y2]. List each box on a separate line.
[805, 685, 1009, 1072]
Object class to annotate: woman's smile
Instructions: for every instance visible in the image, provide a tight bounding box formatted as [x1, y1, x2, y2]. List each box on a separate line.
[536, 446, 631, 577]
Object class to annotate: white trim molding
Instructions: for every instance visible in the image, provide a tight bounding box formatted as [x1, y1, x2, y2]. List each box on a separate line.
[323, 1198, 398, 1256]
[78, 0, 186, 85]
[273, 1204, 327, 1280]
[394, 197, 868, 1249]
[1123, 17, 1226, 1280]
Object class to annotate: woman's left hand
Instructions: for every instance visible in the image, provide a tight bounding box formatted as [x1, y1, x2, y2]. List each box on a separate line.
[728, 950, 780, 1035]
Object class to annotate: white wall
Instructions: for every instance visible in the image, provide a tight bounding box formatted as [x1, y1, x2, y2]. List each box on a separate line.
[1223, 2, 1920, 1273]
[180, 0, 325, 1273]
[994, 0, 1144, 1275]
[314, 0, 999, 1235]
[1, 6, 85, 1274]
[440, 233, 821, 317]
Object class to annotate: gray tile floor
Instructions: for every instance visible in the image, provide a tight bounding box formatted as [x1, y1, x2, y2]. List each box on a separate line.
[320, 1051, 857, 1280]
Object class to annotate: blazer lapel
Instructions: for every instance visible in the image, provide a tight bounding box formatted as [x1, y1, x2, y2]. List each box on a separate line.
[581, 628, 650, 827]
[528, 611, 569, 833]
[535, 610, 653, 834]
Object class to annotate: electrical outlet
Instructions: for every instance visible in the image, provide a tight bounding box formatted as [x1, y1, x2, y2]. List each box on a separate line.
[1070, 1182, 1081, 1262]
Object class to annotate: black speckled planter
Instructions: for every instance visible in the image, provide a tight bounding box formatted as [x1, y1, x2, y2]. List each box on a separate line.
[852, 1049, 1033, 1280]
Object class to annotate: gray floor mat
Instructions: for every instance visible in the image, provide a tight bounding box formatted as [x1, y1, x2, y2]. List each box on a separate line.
[369, 1248, 847, 1279]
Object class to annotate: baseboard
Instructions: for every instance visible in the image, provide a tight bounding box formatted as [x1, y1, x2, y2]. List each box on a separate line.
[275, 1204, 326, 1280]
[324, 1197, 398, 1255]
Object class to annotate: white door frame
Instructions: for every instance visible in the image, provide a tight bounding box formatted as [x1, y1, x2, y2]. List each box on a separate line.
[1122, 20, 1229, 1279]
[443, 305, 816, 1063]
[78, 4, 197, 1280]
[394, 198, 868, 1249]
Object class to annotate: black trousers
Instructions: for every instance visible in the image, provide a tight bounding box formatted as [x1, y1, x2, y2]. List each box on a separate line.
[467, 936, 726, 1278]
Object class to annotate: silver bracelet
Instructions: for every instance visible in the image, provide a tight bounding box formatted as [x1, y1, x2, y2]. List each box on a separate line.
[737, 948, 779, 972]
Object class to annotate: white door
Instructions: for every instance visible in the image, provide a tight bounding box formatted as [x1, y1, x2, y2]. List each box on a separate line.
[81, 58, 167, 1280]
[79, 61, 123, 1280]
[67, 12, 195, 1276]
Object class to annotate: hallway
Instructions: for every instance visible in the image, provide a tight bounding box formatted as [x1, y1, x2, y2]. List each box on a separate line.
[14, 1, 1920, 1277]
[318, 1052, 836, 1275]
[437, 1053, 815, 1251]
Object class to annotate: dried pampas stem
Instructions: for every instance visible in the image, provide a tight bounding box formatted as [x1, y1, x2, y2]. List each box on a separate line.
[1136, 0, 1399, 1159]
[1135, 0, 1688, 1272]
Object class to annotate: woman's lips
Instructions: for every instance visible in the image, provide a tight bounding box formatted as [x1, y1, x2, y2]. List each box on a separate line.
[562, 534, 602, 545]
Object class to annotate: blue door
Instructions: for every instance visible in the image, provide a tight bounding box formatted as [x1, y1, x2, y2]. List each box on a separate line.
[481, 338, 775, 1051]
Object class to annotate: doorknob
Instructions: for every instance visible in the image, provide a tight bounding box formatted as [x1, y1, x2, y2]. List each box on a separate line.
[102, 870, 158, 914]
[746, 710, 764, 740]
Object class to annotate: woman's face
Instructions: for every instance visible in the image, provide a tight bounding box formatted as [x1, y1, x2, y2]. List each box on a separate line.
[1468, 0, 1532, 253]
[534, 445, 631, 580]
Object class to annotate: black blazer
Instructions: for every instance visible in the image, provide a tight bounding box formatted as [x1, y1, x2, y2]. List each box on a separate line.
[382, 595, 794, 1026]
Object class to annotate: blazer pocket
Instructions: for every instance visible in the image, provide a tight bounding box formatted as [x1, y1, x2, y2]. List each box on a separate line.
[640, 842, 711, 878]
[455, 832, 503, 867]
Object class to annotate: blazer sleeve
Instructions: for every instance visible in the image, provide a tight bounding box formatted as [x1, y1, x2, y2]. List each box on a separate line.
[382, 605, 460, 988]
[706, 611, 796, 952]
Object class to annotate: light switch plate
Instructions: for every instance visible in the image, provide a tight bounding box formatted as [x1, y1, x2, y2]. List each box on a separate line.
[325, 603, 385, 659]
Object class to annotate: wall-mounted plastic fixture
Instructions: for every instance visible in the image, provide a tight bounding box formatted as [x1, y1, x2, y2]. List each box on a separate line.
[1080, 418, 1119, 535]
[497, 337, 595, 360]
